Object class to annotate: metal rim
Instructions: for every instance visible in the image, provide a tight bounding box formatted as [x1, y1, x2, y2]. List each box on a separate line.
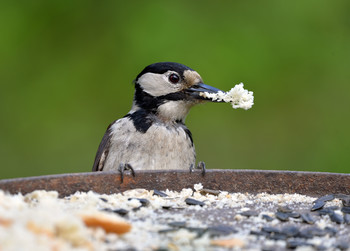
[0, 169, 349, 197]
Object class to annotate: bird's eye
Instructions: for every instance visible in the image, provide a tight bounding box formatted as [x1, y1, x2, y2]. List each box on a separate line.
[168, 73, 180, 84]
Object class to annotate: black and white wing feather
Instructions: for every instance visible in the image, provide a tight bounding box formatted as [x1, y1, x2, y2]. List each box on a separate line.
[92, 122, 114, 171]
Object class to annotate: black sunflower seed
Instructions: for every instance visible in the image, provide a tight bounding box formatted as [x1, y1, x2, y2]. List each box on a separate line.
[278, 205, 293, 213]
[341, 206, 350, 214]
[328, 206, 340, 210]
[128, 198, 150, 207]
[298, 229, 314, 239]
[153, 189, 168, 197]
[100, 197, 108, 202]
[240, 210, 259, 217]
[185, 227, 207, 237]
[301, 213, 316, 224]
[329, 212, 344, 224]
[287, 240, 311, 249]
[275, 211, 289, 221]
[313, 194, 335, 204]
[262, 226, 281, 234]
[168, 221, 186, 228]
[324, 226, 337, 236]
[250, 230, 269, 237]
[316, 207, 335, 216]
[262, 214, 274, 222]
[185, 198, 205, 206]
[311, 200, 326, 211]
[112, 208, 129, 216]
[303, 226, 327, 237]
[341, 196, 350, 207]
[207, 225, 237, 237]
[158, 228, 177, 234]
[335, 193, 349, 200]
[281, 225, 299, 237]
[269, 233, 287, 240]
[344, 213, 350, 224]
[287, 212, 300, 218]
[102, 208, 129, 216]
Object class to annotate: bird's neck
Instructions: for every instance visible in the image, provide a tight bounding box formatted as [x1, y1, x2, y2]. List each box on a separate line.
[129, 101, 191, 124]
[132, 86, 193, 124]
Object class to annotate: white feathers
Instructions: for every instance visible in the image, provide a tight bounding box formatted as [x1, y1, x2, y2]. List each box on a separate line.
[200, 83, 254, 110]
[137, 72, 180, 97]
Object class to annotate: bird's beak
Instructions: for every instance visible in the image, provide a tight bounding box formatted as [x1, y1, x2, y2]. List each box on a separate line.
[186, 83, 223, 102]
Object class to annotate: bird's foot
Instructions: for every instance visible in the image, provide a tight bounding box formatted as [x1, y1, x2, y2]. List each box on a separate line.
[118, 163, 136, 183]
[189, 161, 206, 176]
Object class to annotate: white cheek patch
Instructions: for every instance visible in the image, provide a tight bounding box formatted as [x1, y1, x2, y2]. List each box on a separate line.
[137, 72, 180, 97]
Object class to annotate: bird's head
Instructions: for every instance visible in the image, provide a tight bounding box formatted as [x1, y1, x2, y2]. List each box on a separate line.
[131, 62, 223, 122]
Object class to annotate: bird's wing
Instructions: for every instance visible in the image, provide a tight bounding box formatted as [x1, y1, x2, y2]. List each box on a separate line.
[92, 122, 115, 172]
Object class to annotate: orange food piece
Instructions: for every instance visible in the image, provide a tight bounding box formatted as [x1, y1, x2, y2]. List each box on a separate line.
[0, 217, 12, 227]
[81, 213, 131, 234]
[211, 238, 245, 248]
[26, 221, 54, 238]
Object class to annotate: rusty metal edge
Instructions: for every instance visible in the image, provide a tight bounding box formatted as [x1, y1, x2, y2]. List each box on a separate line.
[0, 169, 349, 197]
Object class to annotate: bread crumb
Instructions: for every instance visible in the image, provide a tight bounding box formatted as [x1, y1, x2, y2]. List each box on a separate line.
[200, 83, 254, 110]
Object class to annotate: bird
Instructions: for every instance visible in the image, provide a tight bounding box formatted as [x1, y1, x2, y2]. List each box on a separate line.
[92, 62, 223, 176]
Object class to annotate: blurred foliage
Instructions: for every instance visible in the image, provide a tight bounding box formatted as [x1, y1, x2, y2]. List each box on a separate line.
[1, 0, 350, 179]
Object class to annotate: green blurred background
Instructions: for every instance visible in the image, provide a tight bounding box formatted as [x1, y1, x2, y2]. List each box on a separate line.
[1, 1, 350, 179]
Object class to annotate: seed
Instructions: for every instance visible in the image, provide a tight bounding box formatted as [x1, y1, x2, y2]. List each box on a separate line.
[313, 194, 335, 204]
[158, 228, 177, 234]
[240, 210, 259, 217]
[275, 212, 289, 221]
[269, 233, 287, 240]
[207, 225, 237, 237]
[262, 226, 281, 234]
[344, 213, 350, 224]
[329, 212, 344, 224]
[185, 227, 207, 237]
[287, 212, 300, 218]
[303, 226, 327, 237]
[199, 189, 220, 196]
[168, 221, 186, 228]
[128, 198, 150, 207]
[112, 209, 129, 216]
[277, 205, 293, 213]
[102, 208, 129, 216]
[185, 198, 205, 206]
[100, 197, 108, 202]
[316, 207, 335, 216]
[301, 213, 316, 224]
[341, 196, 350, 207]
[287, 240, 311, 249]
[325, 226, 337, 236]
[250, 230, 269, 237]
[281, 225, 299, 237]
[341, 206, 350, 214]
[262, 214, 274, 222]
[298, 229, 314, 239]
[311, 200, 326, 211]
[153, 189, 168, 197]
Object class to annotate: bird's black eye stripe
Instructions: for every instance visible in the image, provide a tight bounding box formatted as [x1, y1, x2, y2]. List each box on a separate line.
[168, 73, 180, 84]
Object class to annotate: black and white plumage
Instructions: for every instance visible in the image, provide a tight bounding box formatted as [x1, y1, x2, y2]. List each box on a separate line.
[92, 62, 222, 172]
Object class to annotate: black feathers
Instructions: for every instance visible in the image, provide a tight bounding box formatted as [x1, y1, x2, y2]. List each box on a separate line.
[134, 83, 189, 111]
[135, 62, 193, 82]
[124, 110, 154, 133]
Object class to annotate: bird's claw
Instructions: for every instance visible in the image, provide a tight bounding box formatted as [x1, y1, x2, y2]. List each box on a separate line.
[118, 163, 136, 183]
[189, 161, 206, 176]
